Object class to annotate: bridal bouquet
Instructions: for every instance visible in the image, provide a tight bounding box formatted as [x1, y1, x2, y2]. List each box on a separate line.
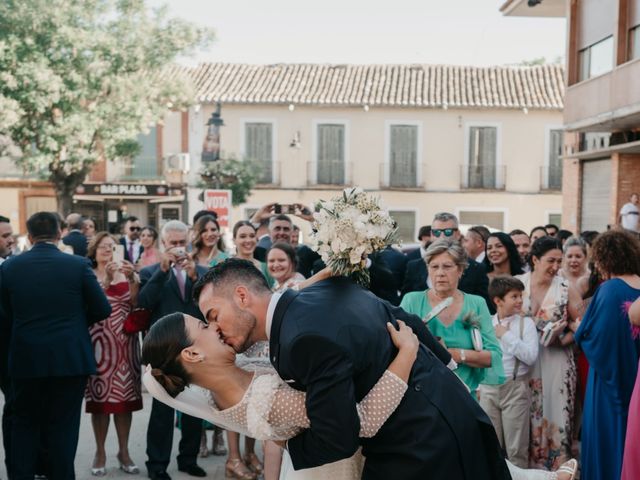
[310, 187, 397, 286]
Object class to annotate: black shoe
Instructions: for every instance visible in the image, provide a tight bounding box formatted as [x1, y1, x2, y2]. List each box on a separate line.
[178, 465, 206, 477]
[149, 471, 171, 480]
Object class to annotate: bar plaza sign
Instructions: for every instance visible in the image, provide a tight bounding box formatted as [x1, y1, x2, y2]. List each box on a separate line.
[75, 183, 183, 197]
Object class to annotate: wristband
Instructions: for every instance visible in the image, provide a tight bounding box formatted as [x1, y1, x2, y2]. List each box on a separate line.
[459, 349, 466, 364]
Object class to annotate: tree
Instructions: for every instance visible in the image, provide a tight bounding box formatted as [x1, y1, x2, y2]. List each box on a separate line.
[0, 0, 213, 214]
[199, 157, 260, 206]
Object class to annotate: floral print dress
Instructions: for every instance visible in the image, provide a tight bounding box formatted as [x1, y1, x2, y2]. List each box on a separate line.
[517, 273, 576, 470]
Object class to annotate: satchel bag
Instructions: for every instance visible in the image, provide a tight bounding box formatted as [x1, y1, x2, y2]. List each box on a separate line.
[123, 308, 151, 334]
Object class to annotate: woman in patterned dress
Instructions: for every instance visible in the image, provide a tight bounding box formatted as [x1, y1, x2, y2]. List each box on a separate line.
[86, 232, 142, 475]
[516, 237, 582, 470]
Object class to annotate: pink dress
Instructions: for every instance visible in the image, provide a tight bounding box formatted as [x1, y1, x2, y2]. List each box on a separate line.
[138, 247, 160, 269]
[85, 281, 143, 413]
[622, 362, 640, 479]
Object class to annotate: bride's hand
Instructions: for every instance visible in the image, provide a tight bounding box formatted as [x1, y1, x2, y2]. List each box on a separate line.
[386, 320, 418, 383]
[387, 320, 419, 358]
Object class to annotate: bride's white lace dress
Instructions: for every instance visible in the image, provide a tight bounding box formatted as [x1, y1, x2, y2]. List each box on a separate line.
[143, 358, 407, 479]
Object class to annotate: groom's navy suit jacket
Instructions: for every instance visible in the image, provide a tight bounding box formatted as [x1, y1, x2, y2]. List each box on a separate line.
[269, 277, 510, 480]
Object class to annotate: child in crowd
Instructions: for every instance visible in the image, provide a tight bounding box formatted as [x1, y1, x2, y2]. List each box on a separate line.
[479, 276, 539, 468]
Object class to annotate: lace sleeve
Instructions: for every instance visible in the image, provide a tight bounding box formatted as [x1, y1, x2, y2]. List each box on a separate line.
[245, 369, 407, 441]
[246, 373, 309, 441]
[356, 370, 407, 438]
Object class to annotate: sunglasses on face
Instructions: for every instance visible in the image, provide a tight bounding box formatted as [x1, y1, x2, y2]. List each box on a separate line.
[129, 227, 141, 232]
[432, 228, 458, 237]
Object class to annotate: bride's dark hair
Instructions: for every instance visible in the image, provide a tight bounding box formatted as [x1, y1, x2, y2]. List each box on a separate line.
[142, 312, 193, 398]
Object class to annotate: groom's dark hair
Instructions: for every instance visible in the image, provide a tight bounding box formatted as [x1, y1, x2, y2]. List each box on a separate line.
[193, 258, 272, 301]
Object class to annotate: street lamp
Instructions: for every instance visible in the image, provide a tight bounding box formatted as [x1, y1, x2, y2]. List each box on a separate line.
[201, 102, 224, 163]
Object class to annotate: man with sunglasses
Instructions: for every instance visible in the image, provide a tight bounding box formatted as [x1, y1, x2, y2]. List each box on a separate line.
[120, 216, 144, 263]
[401, 212, 493, 312]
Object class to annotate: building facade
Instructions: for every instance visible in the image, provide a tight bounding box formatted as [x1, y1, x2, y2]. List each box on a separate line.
[181, 63, 564, 243]
[1, 62, 565, 240]
[502, 0, 640, 232]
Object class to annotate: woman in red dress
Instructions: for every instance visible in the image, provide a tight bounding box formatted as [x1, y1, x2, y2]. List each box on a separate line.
[86, 232, 142, 476]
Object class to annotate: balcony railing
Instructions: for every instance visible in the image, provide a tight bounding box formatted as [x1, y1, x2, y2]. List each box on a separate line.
[254, 161, 281, 186]
[540, 166, 563, 191]
[379, 162, 426, 189]
[460, 164, 506, 190]
[307, 160, 353, 186]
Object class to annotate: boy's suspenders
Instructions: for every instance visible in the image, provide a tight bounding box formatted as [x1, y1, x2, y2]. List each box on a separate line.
[512, 316, 524, 380]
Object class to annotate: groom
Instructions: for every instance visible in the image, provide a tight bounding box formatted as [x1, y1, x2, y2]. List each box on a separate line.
[194, 259, 510, 480]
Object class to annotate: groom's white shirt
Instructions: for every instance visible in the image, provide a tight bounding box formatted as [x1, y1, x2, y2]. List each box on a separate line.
[265, 292, 283, 340]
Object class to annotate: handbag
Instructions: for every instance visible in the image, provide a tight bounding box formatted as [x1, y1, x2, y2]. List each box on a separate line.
[123, 308, 151, 334]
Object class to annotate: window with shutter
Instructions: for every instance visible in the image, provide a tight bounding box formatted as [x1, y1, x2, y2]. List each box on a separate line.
[317, 124, 345, 185]
[458, 210, 505, 231]
[390, 125, 418, 188]
[389, 210, 416, 244]
[245, 123, 273, 184]
[548, 129, 563, 190]
[467, 127, 497, 189]
[128, 127, 158, 179]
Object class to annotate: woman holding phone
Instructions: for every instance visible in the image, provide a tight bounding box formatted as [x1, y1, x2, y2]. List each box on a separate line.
[86, 232, 142, 475]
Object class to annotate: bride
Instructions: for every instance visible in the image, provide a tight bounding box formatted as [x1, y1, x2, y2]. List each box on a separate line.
[142, 311, 576, 480]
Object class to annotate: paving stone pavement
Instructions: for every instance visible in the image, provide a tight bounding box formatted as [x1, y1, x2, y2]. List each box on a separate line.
[0, 392, 260, 480]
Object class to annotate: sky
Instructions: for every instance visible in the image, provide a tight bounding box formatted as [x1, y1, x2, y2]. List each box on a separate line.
[149, 0, 567, 67]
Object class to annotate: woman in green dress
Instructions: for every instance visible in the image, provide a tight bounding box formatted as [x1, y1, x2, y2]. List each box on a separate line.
[191, 214, 230, 268]
[400, 239, 504, 396]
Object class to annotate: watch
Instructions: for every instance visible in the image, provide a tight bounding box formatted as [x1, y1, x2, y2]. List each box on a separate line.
[459, 349, 466, 364]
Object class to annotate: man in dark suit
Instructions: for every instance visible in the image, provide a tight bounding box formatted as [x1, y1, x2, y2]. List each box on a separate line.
[0, 211, 111, 480]
[138, 220, 207, 480]
[61, 213, 88, 257]
[250, 205, 320, 278]
[0, 215, 14, 476]
[402, 212, 493, 312]
[194, 259, 509, 480]
[377, 246, 407, 304]
[119, 216, 143, 264]
[405, 225, 431, 262]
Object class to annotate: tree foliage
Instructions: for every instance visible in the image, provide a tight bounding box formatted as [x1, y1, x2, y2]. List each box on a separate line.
[200, 157, 260, 207]
[0, 0, 213, 213]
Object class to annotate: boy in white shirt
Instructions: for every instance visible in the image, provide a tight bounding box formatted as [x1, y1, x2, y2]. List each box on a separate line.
[479, 276, 539, 468]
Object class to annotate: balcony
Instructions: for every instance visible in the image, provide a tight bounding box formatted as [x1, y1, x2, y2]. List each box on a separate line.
[565, 59, 640, 132]
[460, 164, 506, 190]
[540, 166, 563, 191]
[379, 163, 426, 189]
[307, 161, 353, 187]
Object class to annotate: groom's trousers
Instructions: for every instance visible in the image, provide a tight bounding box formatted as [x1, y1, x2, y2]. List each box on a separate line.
[10, 375, 87, 480]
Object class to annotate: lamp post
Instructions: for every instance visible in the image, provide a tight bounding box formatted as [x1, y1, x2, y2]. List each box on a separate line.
[201, 102, 224, 163]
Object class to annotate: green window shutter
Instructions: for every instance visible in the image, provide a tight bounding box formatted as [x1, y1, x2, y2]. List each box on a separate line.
[245, 123, 273, 183]
[390, 125, 418, 188]
[317, 124, 345, 184]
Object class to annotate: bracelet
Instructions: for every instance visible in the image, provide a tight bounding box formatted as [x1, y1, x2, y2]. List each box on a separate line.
[459, 349, 466, 364]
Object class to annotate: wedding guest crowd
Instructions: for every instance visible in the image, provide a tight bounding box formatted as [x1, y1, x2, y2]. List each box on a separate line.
[2, 197, 640, 480]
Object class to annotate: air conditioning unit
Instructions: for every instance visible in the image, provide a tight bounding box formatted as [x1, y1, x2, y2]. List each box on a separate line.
[164, 153, 190, 173]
